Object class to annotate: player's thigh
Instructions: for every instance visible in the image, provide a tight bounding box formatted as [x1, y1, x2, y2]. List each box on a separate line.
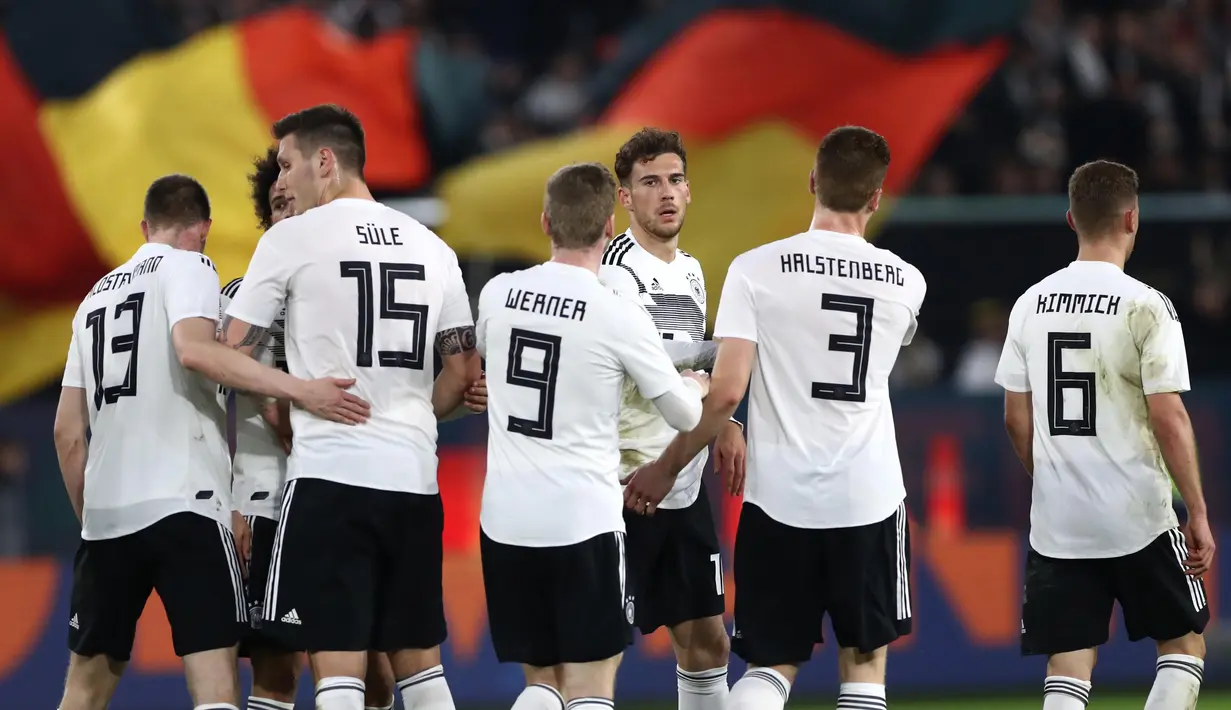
[68, 533, 157, 663]
[550, 531, 634, 665]
[820, 501, 913, 654]
[1114, 528, 1210, 643]
[1021, 548, 1115, 656]
[152, 513, 247, 657]
[621, 505, 670, 634]
[263, 478, 379, 652]
[373, 492, 447, 653]
[652, 490, 727, 634]
[239, 516, 299, 660]
[561, 652, 623, 700]
[731, 503, 824, 667]
[479, 530, 559, 667]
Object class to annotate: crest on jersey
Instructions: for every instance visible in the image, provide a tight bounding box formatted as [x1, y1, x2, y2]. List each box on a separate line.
[688, 274, 705, 305]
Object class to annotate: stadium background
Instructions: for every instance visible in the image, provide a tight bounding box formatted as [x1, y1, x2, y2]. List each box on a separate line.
[2, 0, 1231, 707]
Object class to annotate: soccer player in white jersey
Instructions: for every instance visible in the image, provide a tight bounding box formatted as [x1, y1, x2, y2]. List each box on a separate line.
[221, 105, 481, 710]
[629, 127, 925, 710]
[53, 175, 369, 710]
[994, 160, 1212, 710]
[597, 128, 744, 710]
[476, 162, 708, 710]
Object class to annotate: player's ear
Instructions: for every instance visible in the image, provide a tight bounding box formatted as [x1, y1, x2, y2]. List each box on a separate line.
[1065, 210, 1077, 233]
[540, 211, 551, 237]
[617, 184, 632, 211]
[140, 220, 151, 243]
[867, 189, 882, 213]
[604, 213, 615, 240]
[1124, 208, 1138, 235]
[809, 169, 818, 196]
[318, 147, 333, 177]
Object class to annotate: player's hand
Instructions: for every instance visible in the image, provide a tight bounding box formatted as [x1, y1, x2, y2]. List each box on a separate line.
[464, 374, 487, 414]
[260, 398, 294, 454]
[295, 378, 371, 425]
[621, 459, 677, 516]
[681, 370, 711, 398]
[230, 511, 251, 578]
[1184, 515, 1215, 577]
[714, 420, 747, 496]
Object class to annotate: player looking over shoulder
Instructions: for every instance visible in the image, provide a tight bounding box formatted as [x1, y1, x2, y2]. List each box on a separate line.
[53, 174, 364, 710]
[632, 126, 925, 710]
[995, 160, 1212, 710]
[222, 104, 482, 710]
[597, 128, 743, 710]
[476, 162, 708, 710]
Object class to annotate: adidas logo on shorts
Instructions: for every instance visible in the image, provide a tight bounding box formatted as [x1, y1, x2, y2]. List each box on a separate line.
[280, 608, 302, 625]
[69, 614, 79, 630]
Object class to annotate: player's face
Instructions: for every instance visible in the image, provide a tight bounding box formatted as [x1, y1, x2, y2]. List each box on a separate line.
[268, 182, 291, 226]
[620, 153, 690, 240]
[276, 135, 325, 216]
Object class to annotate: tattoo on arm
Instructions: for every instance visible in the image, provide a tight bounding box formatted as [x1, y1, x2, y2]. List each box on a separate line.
[220, 315, 268, 351]
[435, 326, 477, 356]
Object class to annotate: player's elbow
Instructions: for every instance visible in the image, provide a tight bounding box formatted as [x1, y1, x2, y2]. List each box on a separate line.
[175, 340, 208, 373]
[710, 384, 743, 415]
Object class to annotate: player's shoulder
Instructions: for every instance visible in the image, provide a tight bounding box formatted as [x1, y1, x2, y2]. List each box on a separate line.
[221, 276, 244, 299]
[601, 232, 638, 267]
[158, 248, 217, 279]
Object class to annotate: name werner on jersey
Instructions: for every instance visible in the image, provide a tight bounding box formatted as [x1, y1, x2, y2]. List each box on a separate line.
[1035, 292, 1122, 315]
[88, 255, 165, 296]
[780, 252, 907, 287]
[505, 288, 588, 322]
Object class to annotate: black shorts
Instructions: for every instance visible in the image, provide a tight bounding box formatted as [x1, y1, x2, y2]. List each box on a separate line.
[68, 512, 247, 661]
[480, 529, 633, 667]
[732, 501, 912, 665]
[262, 478, 446, 653]
[1021, 528, 1210, 656]
[238, 515, 293, 658]
[624, 480, 725, 634]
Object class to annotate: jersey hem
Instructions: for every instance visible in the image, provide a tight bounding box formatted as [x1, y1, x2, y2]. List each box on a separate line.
[221, 307, 274, 330]
[168, 310, 221, 328]
[712, 330, 757, 343]
[996, 380, 1030, 393]
[478, 522, 625, 548]
[748, 493, 907, 530]
[1028, 524, 1171, 560]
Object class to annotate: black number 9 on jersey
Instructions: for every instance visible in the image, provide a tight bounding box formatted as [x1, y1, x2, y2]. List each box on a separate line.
[85, 293, 145, 409]
[506, 328, 562, 440]
[340, 261, 430, 369]
[1047, 331, 1097, 436]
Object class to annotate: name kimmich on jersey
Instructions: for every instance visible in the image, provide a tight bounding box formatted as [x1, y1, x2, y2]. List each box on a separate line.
[994, 261, 1190, 559]
[714, 230, 926, 530]
[63, 243, 231, 540]
[598, 231, 709, 509]
[217, 277, 287, 521]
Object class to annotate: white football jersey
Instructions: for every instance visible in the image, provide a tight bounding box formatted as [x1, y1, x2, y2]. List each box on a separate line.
[599, 231, 709, 509]
[994, 260, 1188, 559]
[61, 243, 231, 540]
[715, 230, 926, 529]
[478, 262, 685, 547]
[217, 277, 287, 520]
[225, 199, 474, 494]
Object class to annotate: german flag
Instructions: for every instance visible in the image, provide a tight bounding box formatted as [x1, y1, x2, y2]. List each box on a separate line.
[0, 1, 1024, 401]
[440, 0, 1025, 322]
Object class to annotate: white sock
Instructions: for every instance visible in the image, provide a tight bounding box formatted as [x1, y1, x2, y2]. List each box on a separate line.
[397, 665, 455, 710]
[316, 676, 365, 710]
[248, 699, 296, 710]
[365, 702, 395, 710]
[195, 705, 240, 710]
[1145, 654, 1204, 710]
[1042, 675, 1091, 709]
[678, 665, 729, 710]
[565, 699, 614, 710]
[837, 682, 886, 709]
[512, 684, 566, 710]
[729, 667, 790, 710]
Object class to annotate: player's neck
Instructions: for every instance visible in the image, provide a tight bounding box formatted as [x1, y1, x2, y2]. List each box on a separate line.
[1075, 241, 1127, 269]
[809, 207, 870, 239]
[628, 223, 678, 263]
[318, 176, 374, 206]
[550, 245, 604, 275]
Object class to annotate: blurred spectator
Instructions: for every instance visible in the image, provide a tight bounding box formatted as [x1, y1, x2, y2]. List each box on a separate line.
[953, 299, 1009, 395]
[0, 439, 28, 557]
[520, 50, 589, 133]
[890, 330, 945, 390]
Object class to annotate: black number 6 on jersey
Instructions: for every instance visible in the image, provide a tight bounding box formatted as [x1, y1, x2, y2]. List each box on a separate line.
[85, 292, 145, 409]
[506, 328, 562, 440]
[1047, 331, 1097, 436]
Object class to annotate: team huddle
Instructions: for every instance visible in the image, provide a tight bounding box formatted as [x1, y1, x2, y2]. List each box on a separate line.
[50, 102, 1212, 710]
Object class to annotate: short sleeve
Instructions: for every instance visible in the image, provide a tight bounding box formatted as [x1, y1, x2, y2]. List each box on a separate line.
[475, 275, 504, 358]
[612, 299, 683, 400]
[226, 231, 291, 329]
[712, 258, 757, 342]
[902, 264, 927, 345]
[993, 295, 1030, 393]
[164, 253, 222, 329]
[1132, 290, 1190, 395]
[62, 328, 84, 388]
[437, 247, 474, 332]
[598, 264, 643, 300]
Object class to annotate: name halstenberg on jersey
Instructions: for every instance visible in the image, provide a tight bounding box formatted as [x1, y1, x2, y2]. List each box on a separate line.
[88, 255, 164, 296]
[1035, 292, 1121, 315]
[780, 252, 907, 285]
[505, 289, 588, 321]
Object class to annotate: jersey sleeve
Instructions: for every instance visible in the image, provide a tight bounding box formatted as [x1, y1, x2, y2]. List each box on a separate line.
[1131, 289, 1191, 395]
[475, 275, 503, 358]
[164, 253, 222, 328]
[226, 229, 291, 329]
[62, 327, 84, 388]
[712, 257, 757, 342]
[611, 298, 684, 400]
[598, 263, 642, 300]
[437, 246, 474, 332]
[902, 263, 927, 346]
[993, 294, 1031, 393]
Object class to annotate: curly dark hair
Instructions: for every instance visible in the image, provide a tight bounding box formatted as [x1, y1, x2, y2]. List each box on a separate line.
[248, 147, 280, 230]
[613, 128, 687, 186]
